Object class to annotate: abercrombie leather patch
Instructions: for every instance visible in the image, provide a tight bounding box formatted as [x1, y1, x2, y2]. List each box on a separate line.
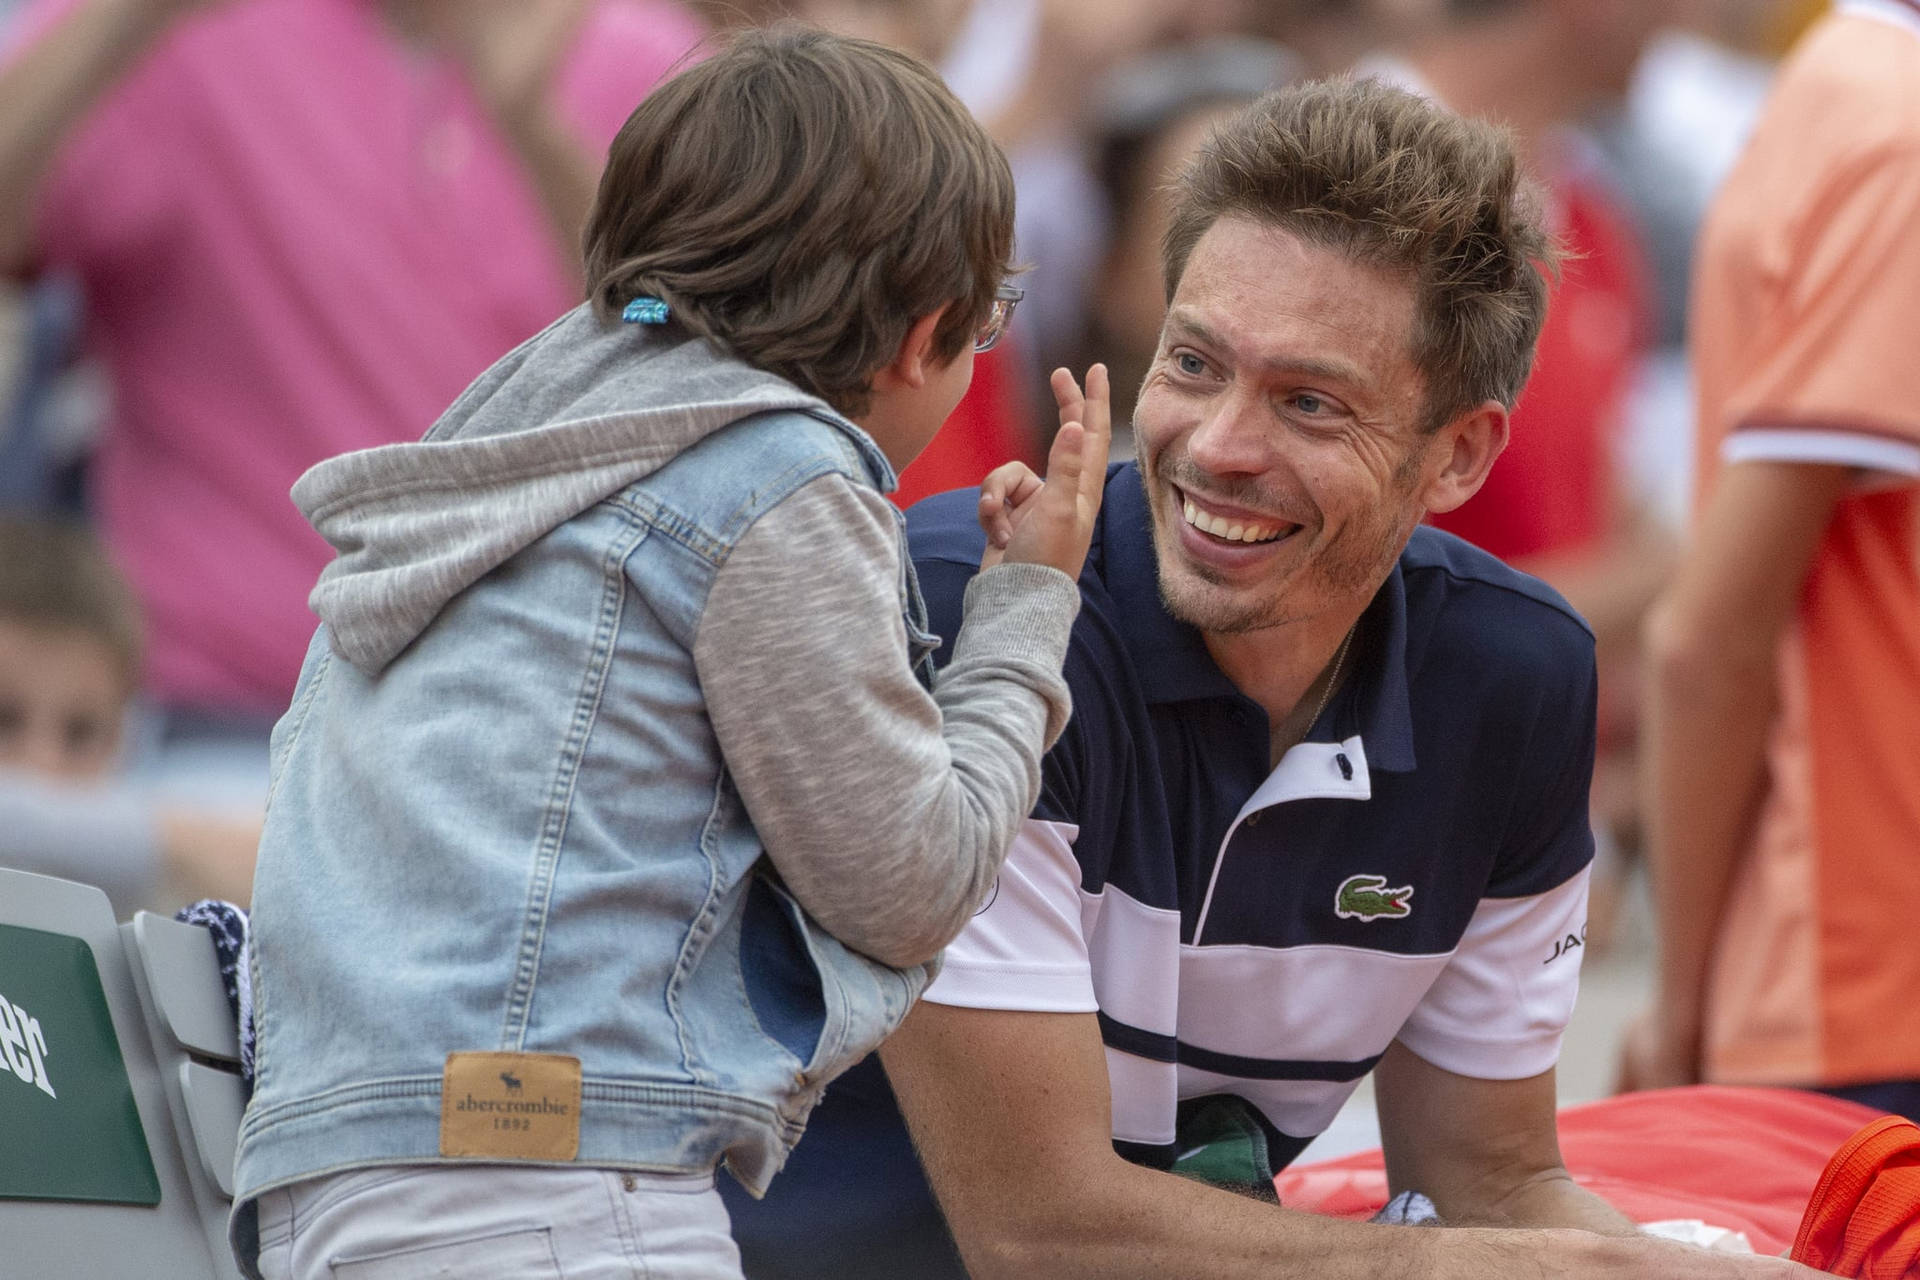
[439, 1052, 581, 1161]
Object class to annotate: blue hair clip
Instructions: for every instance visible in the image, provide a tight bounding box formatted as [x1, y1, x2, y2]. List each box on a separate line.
[622, 295, 670, 325]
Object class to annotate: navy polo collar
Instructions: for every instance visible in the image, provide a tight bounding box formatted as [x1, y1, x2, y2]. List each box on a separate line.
[1100, 463, 1418, 773]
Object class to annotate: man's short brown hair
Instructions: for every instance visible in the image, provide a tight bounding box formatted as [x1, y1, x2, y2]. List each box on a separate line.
[582, 25, 1015, 417]
[1164, 77, 1552, 431]
[0, 517, 143, 689]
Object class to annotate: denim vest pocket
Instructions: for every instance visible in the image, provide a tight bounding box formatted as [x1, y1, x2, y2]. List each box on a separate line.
[739, 874, 828, 1068]
[742, 871, 931, 1087]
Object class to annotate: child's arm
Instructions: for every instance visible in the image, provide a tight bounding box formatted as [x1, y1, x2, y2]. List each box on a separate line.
[693, 373, 1108, 968]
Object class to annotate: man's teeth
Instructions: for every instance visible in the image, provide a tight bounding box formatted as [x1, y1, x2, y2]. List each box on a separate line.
[1183, 497, 1284, 544]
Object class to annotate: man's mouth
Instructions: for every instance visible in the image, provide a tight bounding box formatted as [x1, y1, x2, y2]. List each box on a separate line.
[1179, 490, 1292, 545]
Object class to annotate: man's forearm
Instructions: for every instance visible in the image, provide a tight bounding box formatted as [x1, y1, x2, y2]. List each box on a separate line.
[0, 0, 183, 271]
[886, 1003, 1818, 1280]
[950, 1153, 1790, 1280]
[1640, 600, 1778, 1062]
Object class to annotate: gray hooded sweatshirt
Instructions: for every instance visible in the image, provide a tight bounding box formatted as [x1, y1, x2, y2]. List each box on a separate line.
[289, 306, 1079, 967]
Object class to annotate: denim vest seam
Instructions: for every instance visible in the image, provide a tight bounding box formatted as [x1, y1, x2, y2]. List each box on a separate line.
[630, 414, 878, 568]
[707, 447, 870, 557]
[501, 517, 650, 1049]
[250, 645, 332, 1097]
[240, 1074, 446, 1138]
[265, 646, 332, 810]
[240, 1072, 789, 1143]
[604, 490, 726, 567]
[633, 501, 727, 565]
[247, 924, 271, 1095]
[665, 769, 738, 1088]
[622, 449, 864, 569]
[579, 1078, 781, 1125]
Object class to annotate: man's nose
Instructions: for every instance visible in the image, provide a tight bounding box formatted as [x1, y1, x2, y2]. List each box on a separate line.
[1184, 392, 1271, 475]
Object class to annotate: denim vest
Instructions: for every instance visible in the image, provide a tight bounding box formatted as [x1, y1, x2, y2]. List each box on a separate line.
[233, 409, 938, 1246]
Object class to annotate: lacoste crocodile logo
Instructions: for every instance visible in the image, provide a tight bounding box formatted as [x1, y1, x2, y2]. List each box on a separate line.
[1335, 874, 1414, 922]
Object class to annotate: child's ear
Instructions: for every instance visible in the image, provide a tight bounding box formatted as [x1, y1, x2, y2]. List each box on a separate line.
[874, 307, 951, 392]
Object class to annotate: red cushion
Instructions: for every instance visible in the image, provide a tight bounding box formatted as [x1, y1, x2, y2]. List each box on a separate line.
[1274, 1086, 1883, 1256]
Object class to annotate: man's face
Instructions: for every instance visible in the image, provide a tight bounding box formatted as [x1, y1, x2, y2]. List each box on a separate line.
[0, 619, 128, 783]
[1133, 216, 1442, 637]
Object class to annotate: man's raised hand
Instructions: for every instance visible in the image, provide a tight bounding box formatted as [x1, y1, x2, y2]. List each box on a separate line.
[978, 363, 1110, 579]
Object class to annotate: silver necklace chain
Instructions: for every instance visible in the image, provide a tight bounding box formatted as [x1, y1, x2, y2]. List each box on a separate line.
[1305, 623, 1357, 735]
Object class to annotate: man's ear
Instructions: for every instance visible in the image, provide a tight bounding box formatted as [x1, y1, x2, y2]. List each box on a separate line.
[1418, 399, 1509, 515]
[870, 307, 951, 394]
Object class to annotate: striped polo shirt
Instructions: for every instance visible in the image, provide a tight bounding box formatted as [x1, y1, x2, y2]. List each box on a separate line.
[914, 462, 1597, 1169]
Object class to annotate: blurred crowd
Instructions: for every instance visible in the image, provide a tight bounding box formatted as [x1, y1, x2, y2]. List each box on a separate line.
[0, 0, 1899, 1110]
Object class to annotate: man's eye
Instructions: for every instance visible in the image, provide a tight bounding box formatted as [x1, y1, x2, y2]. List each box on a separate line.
[1175, 352, 1207, 377]
[1293, 394, 1326, 414]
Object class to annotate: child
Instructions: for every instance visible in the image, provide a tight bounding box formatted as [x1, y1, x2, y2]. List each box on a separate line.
[0, 516, 256, 906]
[0, 516, 138, 784]
[234, 25, 1108, 1280]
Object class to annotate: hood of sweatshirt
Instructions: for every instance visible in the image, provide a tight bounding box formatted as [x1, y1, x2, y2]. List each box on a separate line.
[295, 305, 881, 675]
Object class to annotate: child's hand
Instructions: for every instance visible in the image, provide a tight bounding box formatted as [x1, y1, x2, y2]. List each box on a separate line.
[983, 363, 1110, 580]
[976, 461, 1042, 567]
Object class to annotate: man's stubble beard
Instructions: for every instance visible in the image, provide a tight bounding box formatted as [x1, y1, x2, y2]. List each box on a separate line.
[1147, 452, 1426, 638]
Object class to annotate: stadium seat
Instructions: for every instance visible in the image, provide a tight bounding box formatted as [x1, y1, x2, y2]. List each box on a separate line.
[0, 865, 244, 1278]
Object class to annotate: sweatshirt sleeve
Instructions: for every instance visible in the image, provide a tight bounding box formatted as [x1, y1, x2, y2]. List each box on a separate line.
[693, 473, 1079, 969]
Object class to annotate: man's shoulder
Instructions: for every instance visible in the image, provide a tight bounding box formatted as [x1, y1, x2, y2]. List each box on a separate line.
[1399, 525, 1594, 655]
[904, 486, 991, 573]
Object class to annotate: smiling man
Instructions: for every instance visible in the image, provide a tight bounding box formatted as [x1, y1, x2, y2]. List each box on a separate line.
[721, 78, 1827, 1280]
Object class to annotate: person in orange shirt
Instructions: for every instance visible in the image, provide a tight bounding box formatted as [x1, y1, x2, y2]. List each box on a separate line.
[1620, 0, 1920, 1121]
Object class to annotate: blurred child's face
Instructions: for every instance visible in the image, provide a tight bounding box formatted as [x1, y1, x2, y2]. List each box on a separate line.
[0, 619, 129, 782]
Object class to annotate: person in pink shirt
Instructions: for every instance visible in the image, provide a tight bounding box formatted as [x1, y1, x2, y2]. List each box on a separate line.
[0, 0, 703, 758]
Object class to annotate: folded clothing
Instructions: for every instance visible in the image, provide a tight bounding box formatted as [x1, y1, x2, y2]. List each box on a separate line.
[1792, 1114, 1920, 1278]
